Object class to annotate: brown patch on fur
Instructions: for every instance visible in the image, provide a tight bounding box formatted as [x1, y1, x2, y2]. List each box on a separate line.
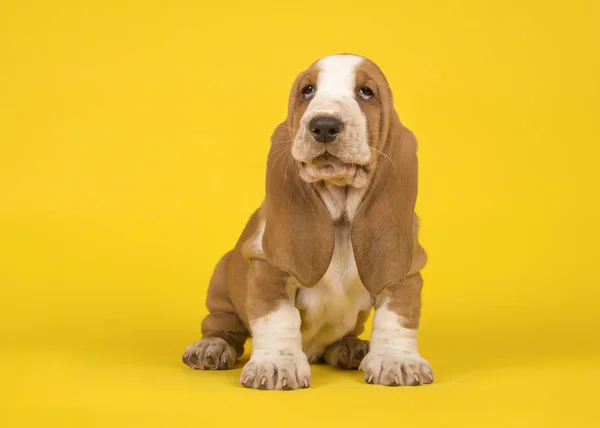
[354, 60, 386, 164]
[245, 259, 293, 321]
[384, 272, 424, 330]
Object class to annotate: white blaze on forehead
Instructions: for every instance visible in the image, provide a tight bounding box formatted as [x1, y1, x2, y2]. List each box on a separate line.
[316, 55, 364, 97]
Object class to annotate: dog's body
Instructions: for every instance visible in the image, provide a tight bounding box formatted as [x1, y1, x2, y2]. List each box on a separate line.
[183, 54, 434, 389]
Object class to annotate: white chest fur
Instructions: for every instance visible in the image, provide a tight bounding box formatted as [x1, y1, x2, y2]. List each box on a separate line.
[294, 185, 373, 357]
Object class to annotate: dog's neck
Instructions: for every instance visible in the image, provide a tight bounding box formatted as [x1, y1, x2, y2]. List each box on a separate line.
[315, 182, 367, 224]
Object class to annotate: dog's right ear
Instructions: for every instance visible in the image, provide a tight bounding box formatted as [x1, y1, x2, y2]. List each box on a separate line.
[261, 123, 334, 287]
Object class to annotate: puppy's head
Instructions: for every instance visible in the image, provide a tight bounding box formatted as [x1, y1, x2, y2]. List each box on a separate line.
[283, 54, 394, 188]
[265, 54, 419, 291]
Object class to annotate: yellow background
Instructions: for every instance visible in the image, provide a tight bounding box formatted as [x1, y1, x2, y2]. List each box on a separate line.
[2, 0, 599, 426]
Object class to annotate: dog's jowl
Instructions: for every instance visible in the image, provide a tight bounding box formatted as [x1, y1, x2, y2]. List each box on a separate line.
[182, 54, 434, 390]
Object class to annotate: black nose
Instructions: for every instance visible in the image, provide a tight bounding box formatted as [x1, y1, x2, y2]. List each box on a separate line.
[309, 116, 343, 143]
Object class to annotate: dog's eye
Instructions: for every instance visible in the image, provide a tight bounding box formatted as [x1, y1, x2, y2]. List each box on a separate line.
[302, 85, 315, 99]
[358, 87, 374, 100]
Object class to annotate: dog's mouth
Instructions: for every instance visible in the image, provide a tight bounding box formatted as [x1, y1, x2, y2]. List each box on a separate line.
[299, 153, 370, 187]
[301, 153, 369, 172]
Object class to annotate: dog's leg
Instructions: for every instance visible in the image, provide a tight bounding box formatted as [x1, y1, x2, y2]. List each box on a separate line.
[182, 251, 248, 370]
[360, 272, 435, 386]
[239, 260, 311, 390]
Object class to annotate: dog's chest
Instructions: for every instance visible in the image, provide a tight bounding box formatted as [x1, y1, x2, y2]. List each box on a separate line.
[294, 187, 373, 356]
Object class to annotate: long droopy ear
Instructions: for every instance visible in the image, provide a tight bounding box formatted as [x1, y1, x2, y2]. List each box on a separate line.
[352, 111, 419, 296]
[262, 123, 334, 287]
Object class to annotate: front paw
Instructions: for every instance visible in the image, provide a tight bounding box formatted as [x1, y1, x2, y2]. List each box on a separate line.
[240, 350, 311, 390]
[360, 353, 434, 386]
[182, 337, 237, 370]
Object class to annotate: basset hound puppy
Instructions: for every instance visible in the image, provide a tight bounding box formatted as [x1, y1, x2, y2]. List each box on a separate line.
[183, 54, 434, 389]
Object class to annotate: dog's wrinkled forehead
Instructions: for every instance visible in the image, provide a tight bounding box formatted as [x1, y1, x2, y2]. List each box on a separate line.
[314, 55, 364, 97]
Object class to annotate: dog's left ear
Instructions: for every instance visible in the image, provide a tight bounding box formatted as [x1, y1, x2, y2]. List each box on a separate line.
[352, 112, 419, 296]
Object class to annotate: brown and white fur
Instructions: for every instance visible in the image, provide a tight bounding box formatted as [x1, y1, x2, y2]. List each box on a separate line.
[182, 54, 433, 390]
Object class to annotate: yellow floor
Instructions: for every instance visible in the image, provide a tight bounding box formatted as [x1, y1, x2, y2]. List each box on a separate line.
[4, 315, 599, 427]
